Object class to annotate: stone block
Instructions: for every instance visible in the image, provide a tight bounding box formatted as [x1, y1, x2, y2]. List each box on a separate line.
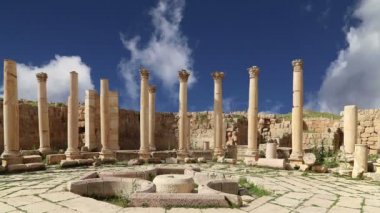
[184, 157, 197, 163]
[7, 164, 28, 172]
[20, 150, 41, 156]
[303, 153, 316, 166]
[46, 154, 66, 165]
[87, 180, 104, 196]
[312, 165, 328, 173]
[257, 158, 286, 169]
[60, 159, 79, 168]
[128, 159, 144, 166]
[197, 157, 206, 163]
[25, 163, 46, 171]
[80, 152, 99, 159]
[22, 155, 42, 164]
[224, 158, 236, 164]
[68, 181, 88, 196]
[77, 159, 94, 166]
[115, 150, 139, 161]
[165, 157, 178, 164]
[221, 182, 239, 195]
[147, 157, 161, 164]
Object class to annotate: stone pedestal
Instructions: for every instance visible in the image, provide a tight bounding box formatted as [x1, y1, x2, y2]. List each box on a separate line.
[177, 70, 190, 160]
[1, 59, 22, 166]
[265, 142, 277, 159]
[65, 71, 81, 160]
[85, 90, 98, 151]
[352, 144, 368, 178]
[139, 68, 150, 160]
[212, 72, 225, 158]
[203, 141, 210, 151]
[148, 85, 157, 151]
[100, 79, 115, 161]
[36, 72, 51, 155]
[289, 59, 304, 165]
[343, 105, 357, 159]
[245, 66, 260, 164]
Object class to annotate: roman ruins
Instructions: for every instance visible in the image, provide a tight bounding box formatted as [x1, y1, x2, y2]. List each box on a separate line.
[1, 58, 380, 211]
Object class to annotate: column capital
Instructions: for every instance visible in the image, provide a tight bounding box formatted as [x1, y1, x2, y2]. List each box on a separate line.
[178, 69, 190, 82]
[248, 66, 260, 78]
[140, 68, 150, 79]
[36, 72, 48, 82]
[148, 85, 157, 93]
[70, 71, 78, 75]
[212, 71, 224, 80]
[292, 59, 304, 68]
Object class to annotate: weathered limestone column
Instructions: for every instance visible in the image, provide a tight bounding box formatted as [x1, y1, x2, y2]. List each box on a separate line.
[178, 70, 190, 160]
[36, 72, 51, 155]
[352, 144, 368, 178]
[85, 90, 97, 151]
[343, 105, 357, 158]
[108, 91, 119, 151]
[65, 71, 81, 159]
[212, 71, 225, 157]
[246, 66, 260, 164]
[148, 85, 157, 151]
[1, 59, 22, 166]
[139, 68, 150, 159]
[100, 79, 114, 160]
[289, 59, 304, 164]
[266, 141, 277, 159]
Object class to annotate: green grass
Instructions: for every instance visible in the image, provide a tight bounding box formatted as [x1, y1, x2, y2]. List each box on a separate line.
[277, 110, 341, 121]
[369, 154, 378, 162]
[93, 196, 130, 207]
[239, 178, 272, 197]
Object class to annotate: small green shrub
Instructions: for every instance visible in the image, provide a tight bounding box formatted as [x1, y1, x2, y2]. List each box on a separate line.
[239, 178, 271, 197]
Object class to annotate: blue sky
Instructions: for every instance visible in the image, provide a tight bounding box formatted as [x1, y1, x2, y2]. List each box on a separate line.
[2, 0, 380, 114]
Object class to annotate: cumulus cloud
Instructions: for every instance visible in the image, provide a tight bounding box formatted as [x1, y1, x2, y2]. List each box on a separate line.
[1, 55, 94, 103]
[118, 0, 195, 106]
[313, 0, 380, 113]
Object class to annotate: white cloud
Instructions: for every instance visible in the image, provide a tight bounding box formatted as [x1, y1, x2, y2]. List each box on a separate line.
[223, 97, 234, 113]
[313, 0, 380, 113]
[261, 99, 284, 114]
[118, 0, 195, 107]
[2, 55, 94, 103]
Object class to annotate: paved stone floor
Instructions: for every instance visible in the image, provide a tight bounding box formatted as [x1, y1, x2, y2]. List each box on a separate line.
[1, 163, 380, 212]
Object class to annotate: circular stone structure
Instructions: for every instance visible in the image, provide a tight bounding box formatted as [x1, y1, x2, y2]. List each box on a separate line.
[153, 174, 194, 193]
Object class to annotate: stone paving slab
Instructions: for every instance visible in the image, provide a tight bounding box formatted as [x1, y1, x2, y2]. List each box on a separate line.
[0, 163, 380, 212]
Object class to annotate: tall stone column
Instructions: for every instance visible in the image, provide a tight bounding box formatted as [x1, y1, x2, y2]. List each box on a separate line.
[100, 79, 114, 160]
[148, 85, 157, 151]
[343, 105, 357, 158]
[178, 70, 190, 160]
[289, 59, 304, 163]
[139, 68, 150, 159]
[36, 72, 51, 155]
[65, 71, 81, 160]
[245, 66, 260, 164]
[212, 71, 225, 157]
[1, 59, 22, 166]
[85, 90, 98, 151]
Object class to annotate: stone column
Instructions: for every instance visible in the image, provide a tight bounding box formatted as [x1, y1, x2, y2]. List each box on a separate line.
[1, 59, 22, 166]
[148, 85, 157, 151]
[36, 72, 51, 155]
[343, 105, 357, 158]
[85, 90, 97, 151]
[289, 59, 304, 163]
[246, 66, 260, 163]
[100, 79, 114, 160]
[108, 91, 119, 151]
[212, 71, 225, 157]
[352, 144, 368, 178]
[178, 70, 190, 160]
[139, 68, 150, 159]
[65, 71, 81, 159]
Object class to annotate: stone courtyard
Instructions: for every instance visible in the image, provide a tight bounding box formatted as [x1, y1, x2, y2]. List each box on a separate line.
[1, 163, 380, 213]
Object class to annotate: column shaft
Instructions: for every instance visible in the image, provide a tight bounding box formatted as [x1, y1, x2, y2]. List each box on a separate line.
[65, 71, 80, 159]
[148, 86, 156, 151]
[139, 69, 150, 159]
[212, 72, 224, 157]
[100, 79, 114, 160]
[344, 105, 357, 156]
[36, 72, 50, 154]
[246, 66, 259, 162]
[178, 70, 190, 159]
[85, 90, 97, 151]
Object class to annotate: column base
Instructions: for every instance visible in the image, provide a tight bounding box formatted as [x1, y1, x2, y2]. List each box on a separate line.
[1, 151, 23, 167]
[150, 146, 156, 151]
[177, 150, 189, 161]
[39, 147, 52, 155]
[65, 149, 81, 160]
[213, 148, 224, 158]
[138, 150, 151, 160]
[289, 156, 304, 167]
[100, 149, 116, 163]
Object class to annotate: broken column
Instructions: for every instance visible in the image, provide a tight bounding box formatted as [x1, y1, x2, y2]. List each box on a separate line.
[212, 71, 225, 157]
[108, 91, 119, 151]
[265, 141, 277, 159]
[352, 144, 368, 178]
[85, 90, 98, 151]
[1, 59, 22, 166]
[178, 70, 190, 160]
[289, 59, 304, 164]
[148, 85, 157, 151]
[246, 66, 260, 164]
[139, 68, 150, 160]
[343, 105, 357, 159]
[36, 72, 51, 155]
[65, 71, 81, 160]
[100, 79, 114, 161]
